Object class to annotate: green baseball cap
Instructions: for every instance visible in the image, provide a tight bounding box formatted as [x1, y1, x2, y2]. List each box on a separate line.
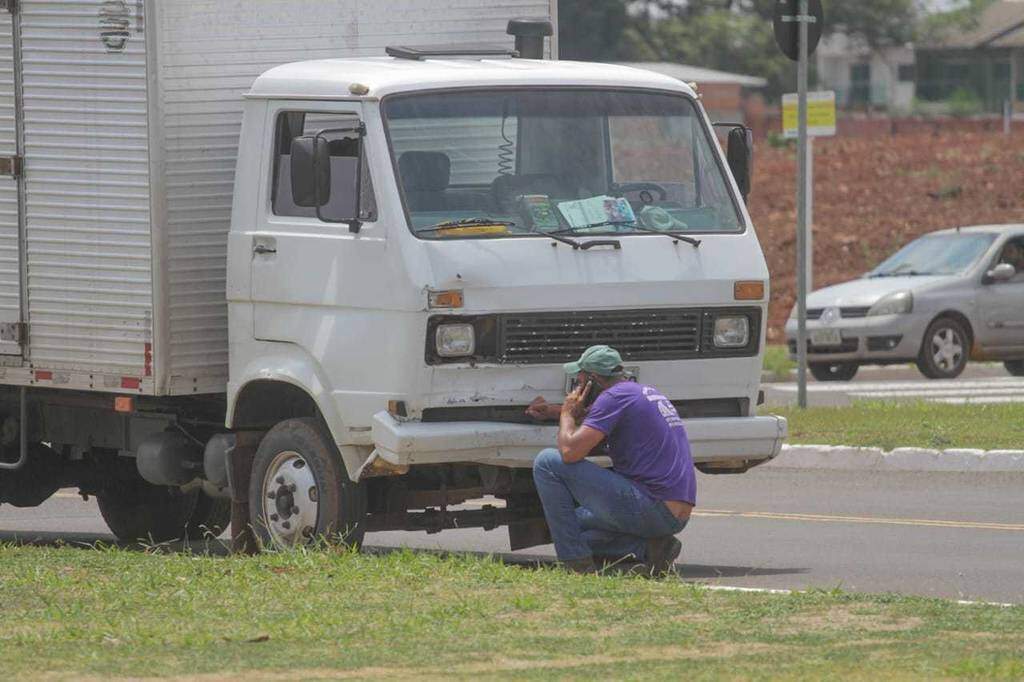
[563, 345, 623, 376]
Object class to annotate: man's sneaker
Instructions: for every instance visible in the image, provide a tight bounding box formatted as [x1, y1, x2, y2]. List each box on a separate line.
[645, 535, 682, 577]
[563, 557, 597, 574]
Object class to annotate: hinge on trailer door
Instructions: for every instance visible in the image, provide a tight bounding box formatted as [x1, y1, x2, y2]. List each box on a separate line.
[0, 322, 26, 345]
[0, 0, 16, 14]
[0, 156, 22, 177]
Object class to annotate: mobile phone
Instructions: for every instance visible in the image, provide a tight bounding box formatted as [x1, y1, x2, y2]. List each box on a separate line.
[581, 379, 598, 408]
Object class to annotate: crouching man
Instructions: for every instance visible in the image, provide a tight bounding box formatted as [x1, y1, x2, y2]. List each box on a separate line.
[528, 345, 695, 575]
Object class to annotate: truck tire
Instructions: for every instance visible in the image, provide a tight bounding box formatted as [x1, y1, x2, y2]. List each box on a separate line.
[185, 492, 232, 539]
[916, 317, 970, 379]
[809, 362, 858, 382]
[249, 417, 366, 549]
[1005, 360, 1024, 377]
[97, 480, 199, 543]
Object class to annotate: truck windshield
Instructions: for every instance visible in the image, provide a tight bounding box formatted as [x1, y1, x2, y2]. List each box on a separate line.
[382, 89, 743, 239]
[868, 233, 997, 277]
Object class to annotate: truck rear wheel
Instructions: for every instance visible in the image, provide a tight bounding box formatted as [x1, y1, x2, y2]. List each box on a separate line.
[248, 417, 366, 549]
[97, 480, 199, 543]
[185, 491, 232, 539]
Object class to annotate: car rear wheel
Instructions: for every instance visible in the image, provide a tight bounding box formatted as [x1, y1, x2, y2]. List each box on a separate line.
[916, 317, 970, 379]
[809, 362, 859, 382]
[1006, 360, 1024, 377]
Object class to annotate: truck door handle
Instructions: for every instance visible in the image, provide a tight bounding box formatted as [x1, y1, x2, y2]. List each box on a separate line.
[253, 244, 277, 255]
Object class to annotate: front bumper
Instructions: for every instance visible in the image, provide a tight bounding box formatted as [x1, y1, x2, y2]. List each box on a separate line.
[371, 412, 788, 468]
[784, 314, 926, 362]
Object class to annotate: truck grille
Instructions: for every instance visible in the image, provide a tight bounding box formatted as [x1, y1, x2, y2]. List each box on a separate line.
[499, 309, 701, 363]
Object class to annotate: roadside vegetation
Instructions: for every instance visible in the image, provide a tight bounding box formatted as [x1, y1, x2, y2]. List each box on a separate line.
[761, 345, 794, 381]
[770, 400, 1024, 451]
[1, 544, 1022, 679]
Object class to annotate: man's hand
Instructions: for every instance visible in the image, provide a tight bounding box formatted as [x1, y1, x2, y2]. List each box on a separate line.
[561, 381, 592, 424]
[525, 396, 561, 422]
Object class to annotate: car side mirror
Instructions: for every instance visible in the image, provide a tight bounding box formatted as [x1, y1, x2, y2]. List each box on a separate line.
[290, 135, 331, 208]
[726, 126, 753, 201]
[985, 262, 1017, 284]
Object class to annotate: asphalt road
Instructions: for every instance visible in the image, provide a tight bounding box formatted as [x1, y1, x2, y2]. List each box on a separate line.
[4, 468, 1023, 604]
[764, 363, 1024, 407]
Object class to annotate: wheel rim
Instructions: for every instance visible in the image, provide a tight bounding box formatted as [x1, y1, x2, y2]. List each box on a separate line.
[261, 450, 319, 546]
[930, 327, 964, 372]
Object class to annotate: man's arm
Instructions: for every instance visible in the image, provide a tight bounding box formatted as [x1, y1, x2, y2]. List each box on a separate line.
[556, 382, 605, 463]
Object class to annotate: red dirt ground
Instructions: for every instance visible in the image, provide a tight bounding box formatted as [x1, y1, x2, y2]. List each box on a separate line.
[748, 131, 1024, 340]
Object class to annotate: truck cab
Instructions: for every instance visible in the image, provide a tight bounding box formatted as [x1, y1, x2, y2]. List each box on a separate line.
[226, 47, 787, 548]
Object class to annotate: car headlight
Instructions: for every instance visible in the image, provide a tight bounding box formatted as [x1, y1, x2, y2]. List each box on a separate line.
[435, 323, 475, 358]
[713, 316, 750, 348]
[867, 291, 913, 316]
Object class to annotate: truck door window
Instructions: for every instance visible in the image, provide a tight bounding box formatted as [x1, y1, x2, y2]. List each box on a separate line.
[271, 112, 377, 222]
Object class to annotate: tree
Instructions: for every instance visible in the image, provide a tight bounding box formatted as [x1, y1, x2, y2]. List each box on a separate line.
[557, 0, 631, 61]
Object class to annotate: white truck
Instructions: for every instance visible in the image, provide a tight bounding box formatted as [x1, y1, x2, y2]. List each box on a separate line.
[0, 0, 786, 550]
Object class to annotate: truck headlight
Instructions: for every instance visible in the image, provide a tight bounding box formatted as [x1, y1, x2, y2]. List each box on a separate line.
[867, 291, 913, 316]
[435, 323, 475, 358]
[713, 316, 750, 348]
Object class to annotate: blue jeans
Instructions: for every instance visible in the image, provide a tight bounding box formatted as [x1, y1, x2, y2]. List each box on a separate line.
[532, 448, 689, 562]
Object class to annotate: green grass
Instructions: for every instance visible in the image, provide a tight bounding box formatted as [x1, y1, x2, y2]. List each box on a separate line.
[771, 400, 1024, 451]
[2, 545, 1023, 679]
[761, 345, 794, 381]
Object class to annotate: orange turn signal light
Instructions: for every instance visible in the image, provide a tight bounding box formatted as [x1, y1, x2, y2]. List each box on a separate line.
[734, 280, 765, 301]
[428, 290, 464, 309]
[114, 397, 134, 413]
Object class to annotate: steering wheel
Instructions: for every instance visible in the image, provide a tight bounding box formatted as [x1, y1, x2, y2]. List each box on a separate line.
[612, 182, 669, 203]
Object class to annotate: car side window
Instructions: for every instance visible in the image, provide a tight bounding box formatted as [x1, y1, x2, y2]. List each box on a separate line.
[271, 112, 377, 222]
[997, 237, 1024, 282]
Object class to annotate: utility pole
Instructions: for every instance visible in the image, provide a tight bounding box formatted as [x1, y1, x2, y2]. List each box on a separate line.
[795, 0, 810, 409]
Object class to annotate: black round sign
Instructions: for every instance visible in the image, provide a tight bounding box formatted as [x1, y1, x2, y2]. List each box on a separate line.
[773, 0, 824, 62]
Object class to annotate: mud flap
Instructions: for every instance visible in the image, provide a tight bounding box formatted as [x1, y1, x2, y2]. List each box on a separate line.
[508, 517, 552, 551]
[225, 431, 263, 555]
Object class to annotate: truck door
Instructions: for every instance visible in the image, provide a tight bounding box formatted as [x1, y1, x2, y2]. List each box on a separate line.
[0, 5, 22, 356]
[251, 107, 382, 341]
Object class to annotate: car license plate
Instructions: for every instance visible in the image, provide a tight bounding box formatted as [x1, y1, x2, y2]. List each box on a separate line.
[811, 329, 843, 347]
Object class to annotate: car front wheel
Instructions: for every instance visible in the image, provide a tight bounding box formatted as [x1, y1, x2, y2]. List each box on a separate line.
[809, 362, 859, 382]
[917, 317, 970, 379]
[1005, 360, 1024, 377]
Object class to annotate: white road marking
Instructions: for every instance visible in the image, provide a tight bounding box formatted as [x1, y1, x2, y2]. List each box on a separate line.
[772, 378, 1024, 404]
[701, 584, 1017, 607]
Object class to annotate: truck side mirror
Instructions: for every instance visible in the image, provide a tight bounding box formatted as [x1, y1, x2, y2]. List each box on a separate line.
[290, 135, 330, 208]
[985, 262, 1017, 284]
[727, 126, 753, 201]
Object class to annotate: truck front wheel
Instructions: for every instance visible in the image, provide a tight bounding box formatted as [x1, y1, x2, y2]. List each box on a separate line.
[249, 417, 366, 549]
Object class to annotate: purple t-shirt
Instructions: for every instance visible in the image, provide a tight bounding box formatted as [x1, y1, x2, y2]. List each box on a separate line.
[582, 382, 696, 505]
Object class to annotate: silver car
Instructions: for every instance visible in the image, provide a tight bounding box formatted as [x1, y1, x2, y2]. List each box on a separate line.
[785, 225, 1024, 381]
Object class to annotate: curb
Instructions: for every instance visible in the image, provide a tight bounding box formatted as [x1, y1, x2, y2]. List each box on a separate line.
[765, 444, 1024, 473]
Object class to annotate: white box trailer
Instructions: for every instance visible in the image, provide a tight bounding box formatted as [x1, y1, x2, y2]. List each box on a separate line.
[0, 0, 555, 396]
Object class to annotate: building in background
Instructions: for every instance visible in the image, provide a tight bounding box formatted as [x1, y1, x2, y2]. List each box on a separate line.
[816, 34, 917, 114]
[916, 0, 1024, 114]
[617, 62, 767, 125]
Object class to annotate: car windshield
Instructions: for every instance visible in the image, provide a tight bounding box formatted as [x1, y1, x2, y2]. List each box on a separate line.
[382, 89, 743, 239]
[869, 233, 997, 277]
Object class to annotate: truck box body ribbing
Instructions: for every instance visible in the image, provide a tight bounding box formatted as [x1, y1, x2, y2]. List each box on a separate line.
[0, 0, 554, 396]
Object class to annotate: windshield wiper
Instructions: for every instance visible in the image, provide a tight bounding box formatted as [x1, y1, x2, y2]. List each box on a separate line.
[554, 222, 701, 248]
[418, 218, 516, 235]
[870, 270, 929, 278]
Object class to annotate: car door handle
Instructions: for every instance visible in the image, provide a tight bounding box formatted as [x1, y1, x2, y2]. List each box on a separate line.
[253, 244, 277, 255]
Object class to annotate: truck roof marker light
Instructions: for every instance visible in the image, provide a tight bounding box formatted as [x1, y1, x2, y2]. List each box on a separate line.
[429, 290, 464, 309]
[734, 281, 765, 300]
[349, 83, 370, 96]
[114, 396, 134, 413]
